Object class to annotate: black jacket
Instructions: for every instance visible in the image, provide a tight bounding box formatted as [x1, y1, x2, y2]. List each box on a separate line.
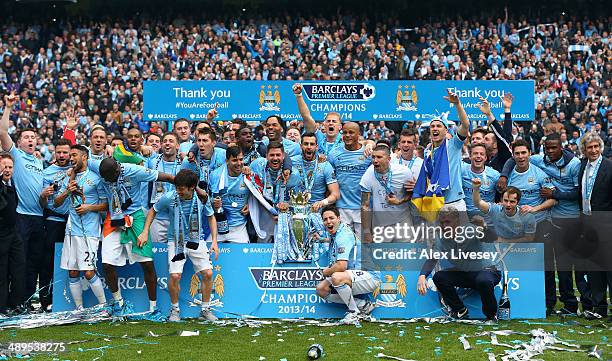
[0, 180, 18, 233]
[578, 157, 612, 212]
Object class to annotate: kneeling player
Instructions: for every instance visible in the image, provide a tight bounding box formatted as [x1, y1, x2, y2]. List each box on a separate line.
[55, 145, 108, 309]
[315, 205, 381, 324]
[140, 170, 220, 321]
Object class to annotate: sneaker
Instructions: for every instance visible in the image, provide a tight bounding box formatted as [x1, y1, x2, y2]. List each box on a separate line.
[557, 307, 577, 316]
[483, 316, 498, 325]
[144, 309, 166, 322]
[75, 305, 84, 312]
[168, 308, 181, 322]
[199, 308, 218, 321]
[340, 311, 360, 325]
[583, 310, 603, 320]
[450, 307, 469, 320]
[358, 300, 376, 316]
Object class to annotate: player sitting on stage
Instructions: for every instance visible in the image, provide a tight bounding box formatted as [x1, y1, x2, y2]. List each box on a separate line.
[315, 205, 381, 324]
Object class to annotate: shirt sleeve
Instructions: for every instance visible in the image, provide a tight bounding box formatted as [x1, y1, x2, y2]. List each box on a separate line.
[96, 178, 107, 202]
[323, 162, 337, 185]
[180, 157, 198, 173]
[203, 198, 214, 217]
[334, 232, 354, 262]
[359, 167, 373, 193]
[153, 193, 171, 213]
[127, 163, 159, 183]
[450, 133, 466, 151]
[523, 213, 537, 234]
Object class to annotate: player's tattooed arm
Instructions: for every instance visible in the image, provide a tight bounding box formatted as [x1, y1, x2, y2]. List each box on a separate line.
[360, 191, 373, 243]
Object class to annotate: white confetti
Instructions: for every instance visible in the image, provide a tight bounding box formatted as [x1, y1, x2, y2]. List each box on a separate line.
[180, 330, 200, 337]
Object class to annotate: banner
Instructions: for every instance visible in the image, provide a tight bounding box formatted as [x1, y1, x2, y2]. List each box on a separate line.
[52, 243, 544, 319]
[143, 80, 535, 122]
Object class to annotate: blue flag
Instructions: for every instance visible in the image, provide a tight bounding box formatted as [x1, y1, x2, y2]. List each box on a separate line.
[411, 139, 451, 222]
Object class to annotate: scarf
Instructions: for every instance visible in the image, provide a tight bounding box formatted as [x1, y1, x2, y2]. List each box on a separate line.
[296, 156, 318, 194]
[172, 192, 204, 262]
[149, 154, 179, 206]
[108, 164, 132, 226]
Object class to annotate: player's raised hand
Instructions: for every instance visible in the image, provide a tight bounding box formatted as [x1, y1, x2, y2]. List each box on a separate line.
[443, 89, 460, 104]
[477, 97, 492, 116]
[471, 178, 482, 189]
[4, 92, 17, 108]
[501, 92, 514, 111]
[206, 103, 219, 121]
[292, 83, 303, 95]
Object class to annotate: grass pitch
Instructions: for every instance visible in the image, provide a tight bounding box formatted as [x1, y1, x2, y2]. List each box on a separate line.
[0, 316, 609, 361]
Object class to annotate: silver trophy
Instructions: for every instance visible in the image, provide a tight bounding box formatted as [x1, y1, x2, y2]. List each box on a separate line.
[289, 190, 313, 261]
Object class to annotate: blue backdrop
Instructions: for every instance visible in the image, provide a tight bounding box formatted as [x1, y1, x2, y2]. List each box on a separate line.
[143, 80, 535, 122]
[52, 243, 545, 319]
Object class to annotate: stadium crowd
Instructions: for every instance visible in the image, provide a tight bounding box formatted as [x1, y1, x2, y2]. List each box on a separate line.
[0, 8, 610, 324]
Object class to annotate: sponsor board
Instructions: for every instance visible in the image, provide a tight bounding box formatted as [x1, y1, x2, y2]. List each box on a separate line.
[52, 243, 544, 318]
[144, 80, 535, 122]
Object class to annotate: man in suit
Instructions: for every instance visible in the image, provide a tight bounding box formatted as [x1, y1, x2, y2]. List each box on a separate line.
[577, 133, 612, 321]
[0, 154, 26, 315]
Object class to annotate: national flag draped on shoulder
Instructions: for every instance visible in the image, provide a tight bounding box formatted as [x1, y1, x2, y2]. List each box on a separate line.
[411, 139, 451, 222]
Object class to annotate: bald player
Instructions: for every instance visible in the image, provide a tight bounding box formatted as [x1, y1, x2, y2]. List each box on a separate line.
[328, 122, 372, 237]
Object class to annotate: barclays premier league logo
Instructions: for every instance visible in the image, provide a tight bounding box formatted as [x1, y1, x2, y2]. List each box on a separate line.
[302, 83, 376, 101]
[373, 274, 407, 308]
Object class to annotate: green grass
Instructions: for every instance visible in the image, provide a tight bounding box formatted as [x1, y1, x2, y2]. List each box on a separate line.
[0, 317, 609, 361]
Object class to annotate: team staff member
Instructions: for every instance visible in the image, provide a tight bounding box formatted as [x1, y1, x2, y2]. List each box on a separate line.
[0, 157, 25, 315]
[0, 93, 46, 310]
[577, 133, 612, 321]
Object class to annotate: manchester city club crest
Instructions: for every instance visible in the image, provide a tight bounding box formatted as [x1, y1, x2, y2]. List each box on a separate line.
[396, 85, 418, 112]
[373, 274, 407, 308]
[259, 85, 281, 111]
[190, 265, 224, 307]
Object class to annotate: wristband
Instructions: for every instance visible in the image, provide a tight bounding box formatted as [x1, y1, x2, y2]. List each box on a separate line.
[322, 199, 329, 206]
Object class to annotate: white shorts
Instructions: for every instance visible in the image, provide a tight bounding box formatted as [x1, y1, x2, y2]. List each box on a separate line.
[339, 208, 361, 238]
[168, 236, 212, 274]
[348, 270, 381, 295]
[149, 218, 169, 243]
[60, 235, 100, 271]
[217, 223, 249, 243]
[102, 230, 153, 266]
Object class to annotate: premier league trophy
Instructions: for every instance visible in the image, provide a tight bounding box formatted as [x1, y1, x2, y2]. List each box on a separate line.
[289, 190, 313, 261]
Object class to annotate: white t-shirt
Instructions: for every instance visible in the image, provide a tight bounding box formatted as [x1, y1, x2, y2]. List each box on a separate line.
[360, 163, 415, 228]
[391, 155, 423, 178]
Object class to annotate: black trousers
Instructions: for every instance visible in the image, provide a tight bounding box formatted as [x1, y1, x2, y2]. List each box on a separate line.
[550, 217, 592, 312]
[42, 220, 66, 308]
[0, 230, 26, 312]
[16, 214, 46, 306]
[588, 271, 612, 316]
[537, 220, 558, 310]
[433, 268, 502, 319]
